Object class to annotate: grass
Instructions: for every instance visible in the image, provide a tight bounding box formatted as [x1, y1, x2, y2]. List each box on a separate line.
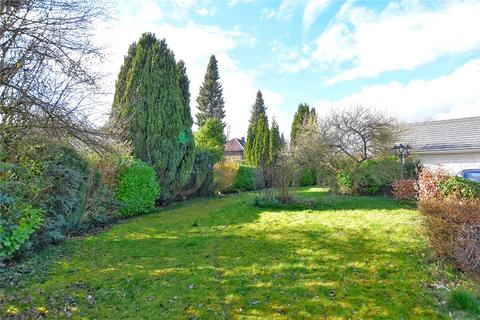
[0, 187, 477, 319]
[447, 289, 480, 319]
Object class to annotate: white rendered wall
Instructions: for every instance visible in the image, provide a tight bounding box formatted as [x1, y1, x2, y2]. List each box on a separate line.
[416, 152, 480, 174]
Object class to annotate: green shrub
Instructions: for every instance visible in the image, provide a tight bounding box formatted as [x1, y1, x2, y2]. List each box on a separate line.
[0, 196, 44, 260]
[299, 168, 316, 186]
[336, 171, 353, 194]
[438, 176, 480, 199]
[447, 288, 480, 317]
[181, 150, 216, 198]
[1, 144, 91, 247]
[115, 160, 160, 216]
[214, 162, 240, 193]
[232, 165, 256, 191]
[354, 157, 400, 195]
[79, 170, 118, 233]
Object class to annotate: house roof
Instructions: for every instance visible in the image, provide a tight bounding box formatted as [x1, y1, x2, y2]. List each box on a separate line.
[224, 138, 245, 152]
[401, 116, 480, 153]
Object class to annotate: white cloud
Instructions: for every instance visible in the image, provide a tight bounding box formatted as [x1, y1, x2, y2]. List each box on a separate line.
[314, 59, 480, 122]
[228, 0, 257, 5]
[196, 7, 216, 16]
[303, 0, 331, 30]
[313, 1, 480, 84]
[92, 0, 282, 137]
[267, 41, 312, 74]
[263, 0, 299, 20]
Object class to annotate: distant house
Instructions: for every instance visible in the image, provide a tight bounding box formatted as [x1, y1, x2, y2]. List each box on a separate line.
[401, 116, 480, 174]
[224, 137, 245, 162]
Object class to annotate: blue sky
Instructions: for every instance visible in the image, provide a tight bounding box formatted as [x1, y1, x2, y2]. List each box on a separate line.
[95, 0, 480, 138]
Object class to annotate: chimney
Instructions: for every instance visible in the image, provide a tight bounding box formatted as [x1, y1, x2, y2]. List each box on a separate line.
[240, 137, 245, 144]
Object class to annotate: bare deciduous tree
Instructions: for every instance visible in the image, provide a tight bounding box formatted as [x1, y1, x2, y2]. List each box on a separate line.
[0, 0, 109, 151]
[322, 106, 399, 164]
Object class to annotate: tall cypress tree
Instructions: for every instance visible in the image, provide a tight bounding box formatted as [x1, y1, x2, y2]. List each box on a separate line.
[269, 117, 282, 165]
[245, 91, 270, 167]
[290, 103, 315, 144]
[111, 33, 195, 201]
[177, 60, 194, 130]
[195, 55, 226, 127]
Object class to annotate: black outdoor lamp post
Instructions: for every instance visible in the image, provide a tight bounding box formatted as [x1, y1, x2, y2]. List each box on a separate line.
[392, 143, 412, 179]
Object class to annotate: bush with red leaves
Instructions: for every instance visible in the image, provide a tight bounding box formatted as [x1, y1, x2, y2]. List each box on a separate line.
[417, 168, 449, 201]
[392, 179, 418, 202]
[419, 198, 480, 272]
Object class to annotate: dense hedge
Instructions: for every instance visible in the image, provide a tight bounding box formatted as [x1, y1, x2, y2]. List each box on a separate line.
[232, 165, 256, 192]
[115, 160, 160, 217]
[299, 168, 316, 186]
[438, 176, 480, 199]
[214, 162, 240, 193]
[334, 157, 400, 195]
[354, 157, 400, 194]
[418, 169, 480, 273]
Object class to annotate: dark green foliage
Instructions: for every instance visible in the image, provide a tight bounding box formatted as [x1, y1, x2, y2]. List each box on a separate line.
[290, 103, 315, 144]
[115, 160, 160, 217]
[111, 42, 137, 136]
[447, 288, 480, 317]
[232, 165, 256, 191]
[111, 33, 195, 201]
[182, 150, 216, 198]
[79, 170, 118, 233]
[195, 118, 226, 163]
[269, 117, 282, 165]
[184, 118, 226, 198]
[245, 91, 270, 167]
[353, 157, 400, 195]
[177, 60, 191, 112]
[439, 176, 480, 199]
[196, 55, 226, 127]
[0, 144, 92, 250]
[299, 168, 316, 186]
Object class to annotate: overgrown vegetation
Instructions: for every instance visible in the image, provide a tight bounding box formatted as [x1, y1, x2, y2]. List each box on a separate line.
[418, 169, 480, 273]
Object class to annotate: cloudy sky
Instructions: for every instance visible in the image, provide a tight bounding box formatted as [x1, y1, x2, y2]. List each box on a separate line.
[94, 0, 480, 138]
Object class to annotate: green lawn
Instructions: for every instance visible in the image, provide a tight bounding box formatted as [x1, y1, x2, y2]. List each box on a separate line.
[0, 188, 466, 319]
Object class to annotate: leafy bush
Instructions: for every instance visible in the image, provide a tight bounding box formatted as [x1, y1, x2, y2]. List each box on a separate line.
[336, 171, 353, 194]
[232, 165, 256, 192]
[194, 118, 226, 163]
[392, 179, 418, 202]
[353, 157, 400, 195]
[418, 169, 480, 273]
[419, 198, 480, 272]
[214, 162, 239, 193]
[299, 168, 315, 186]
[115, 160, 160, 216]
[417, 168, 448, 201]
[438, 176, 480, 199]
[0, 197, 44, 260]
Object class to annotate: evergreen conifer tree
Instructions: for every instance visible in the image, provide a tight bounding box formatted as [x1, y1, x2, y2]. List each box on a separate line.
[111, 33, 195, 201]
[290, 103, 315, 144]
[269, 117, 282, 165]
[245, 91, 270, 166]
[195, 55, 226, 127]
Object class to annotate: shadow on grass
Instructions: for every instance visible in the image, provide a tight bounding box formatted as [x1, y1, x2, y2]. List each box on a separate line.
[1, 188, 435, 319]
